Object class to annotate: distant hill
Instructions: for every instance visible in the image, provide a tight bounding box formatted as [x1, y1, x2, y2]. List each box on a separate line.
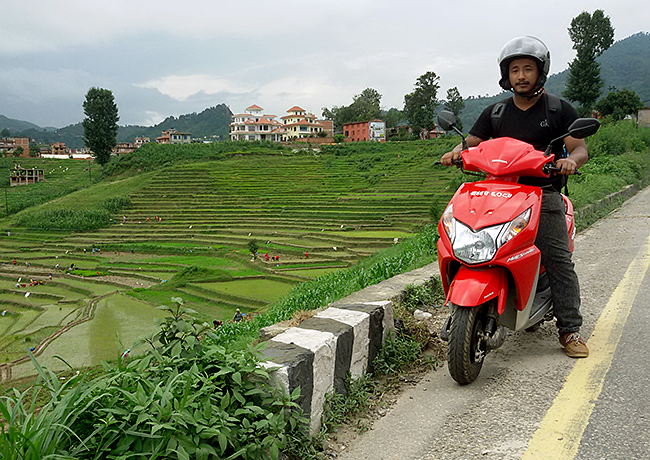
[1, 104, 233, 150]
[0, 114, 48, 134]
[460, 32, 650, 130]
[116, 104, 233, 146]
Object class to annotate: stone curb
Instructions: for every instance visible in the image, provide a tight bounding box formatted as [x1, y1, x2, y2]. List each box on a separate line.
[261, 262, 439, 433]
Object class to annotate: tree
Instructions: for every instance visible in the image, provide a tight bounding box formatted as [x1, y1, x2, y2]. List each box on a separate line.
[322, 87, 382, 131]
[562, 10, 615, 116]
[383, 108, 404, 129]
[29, 145, 40, 157]
[248, 239, 259, 256]
[351, 88, 382, 120]
[1, 128, 10, 138]
[403, 71, 440, 137]
[82, 87, 119, 172]
[13, 146, 23, 158]
[443, 87, 465, 131]
[595, 88, 644, 120]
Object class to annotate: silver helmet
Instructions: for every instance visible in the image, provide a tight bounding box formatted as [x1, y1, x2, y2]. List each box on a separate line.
[498, 36, 550, 91]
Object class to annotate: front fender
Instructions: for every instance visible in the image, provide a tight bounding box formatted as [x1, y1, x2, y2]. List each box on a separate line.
[447, 265, 508, 314]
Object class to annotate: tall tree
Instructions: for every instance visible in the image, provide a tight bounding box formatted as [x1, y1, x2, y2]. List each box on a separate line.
[443, 87, 465, 131]
[82, 87, 119, 172]
[403, 71, 440, 137]
[322, 87, 382, 131]
[562, 10, 615, 116]
[351, 88, 382, 120]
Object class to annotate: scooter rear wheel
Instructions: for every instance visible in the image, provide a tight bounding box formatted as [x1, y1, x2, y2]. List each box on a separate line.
[448, 304, 487, 385]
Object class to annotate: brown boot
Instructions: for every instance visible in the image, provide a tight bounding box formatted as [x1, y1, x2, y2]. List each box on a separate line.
[560, 332, 589, 358]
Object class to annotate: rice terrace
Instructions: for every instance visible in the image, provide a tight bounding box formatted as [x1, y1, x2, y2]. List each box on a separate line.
[0, 139, 458, 380]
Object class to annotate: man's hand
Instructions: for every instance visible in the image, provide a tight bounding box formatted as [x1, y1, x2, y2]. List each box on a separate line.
[439, 135, 484, 167]
[440, 150, 460, 166]
[555, 158, 579, 175]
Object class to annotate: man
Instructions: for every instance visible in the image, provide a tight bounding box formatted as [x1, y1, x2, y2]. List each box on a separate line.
[440, 36, 589, 358]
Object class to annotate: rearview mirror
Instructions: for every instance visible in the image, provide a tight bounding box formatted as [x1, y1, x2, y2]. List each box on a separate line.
[437, 110, 457, 131]
[568, 118, 600, 139]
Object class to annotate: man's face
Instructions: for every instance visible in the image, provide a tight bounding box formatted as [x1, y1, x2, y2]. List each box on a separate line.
[508, 57, 539, 96]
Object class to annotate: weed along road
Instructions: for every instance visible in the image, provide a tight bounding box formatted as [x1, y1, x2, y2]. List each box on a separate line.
[338, 186, 650, 460]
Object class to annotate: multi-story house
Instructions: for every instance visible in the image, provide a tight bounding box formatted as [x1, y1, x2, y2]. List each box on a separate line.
[343, 120, 386, 143]
[231, 105, 333, 142]
[113, 142, 135, 155]
[281, 106, 328, 140]
[156, 129, 192, 144]
[134, 136, 150, 148]
[229, 105, 285, 141]
[0, 137, 29, 156]
[51, 142, 68, 155]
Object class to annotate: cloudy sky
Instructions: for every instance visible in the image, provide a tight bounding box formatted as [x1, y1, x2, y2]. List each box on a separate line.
[1, 0, 647, 128]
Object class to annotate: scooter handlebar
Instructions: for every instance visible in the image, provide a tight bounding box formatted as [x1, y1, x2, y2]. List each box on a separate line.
[543, 163, 581, 176]
[434, 158, 463, 167]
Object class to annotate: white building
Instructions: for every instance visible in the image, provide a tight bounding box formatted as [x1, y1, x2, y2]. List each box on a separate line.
[229, 105, 285, 141]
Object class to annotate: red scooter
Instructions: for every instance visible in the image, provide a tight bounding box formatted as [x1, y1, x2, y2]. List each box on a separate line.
[436, 110, 599, 384]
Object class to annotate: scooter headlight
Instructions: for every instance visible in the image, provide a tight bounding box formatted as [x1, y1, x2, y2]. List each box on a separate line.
[453, 221, 502, 264]
[446, 207, 533, 265]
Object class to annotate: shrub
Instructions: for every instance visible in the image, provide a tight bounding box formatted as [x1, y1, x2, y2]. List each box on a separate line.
[15, 194, 131, 231]
[0, 298, 307, 459]
[586, 120, 650, 157]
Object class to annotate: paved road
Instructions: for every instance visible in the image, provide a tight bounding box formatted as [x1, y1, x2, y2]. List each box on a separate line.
[338, 186, 650, 460]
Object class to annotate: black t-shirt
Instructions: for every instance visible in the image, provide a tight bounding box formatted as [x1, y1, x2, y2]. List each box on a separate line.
[469, 94, 579, 190]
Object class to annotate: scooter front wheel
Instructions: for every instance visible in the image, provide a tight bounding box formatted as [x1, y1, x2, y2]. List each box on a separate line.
[448, 303, 487, 385]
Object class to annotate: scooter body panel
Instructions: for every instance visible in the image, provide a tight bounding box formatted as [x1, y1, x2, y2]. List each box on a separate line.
[446, 265, 508, 312]
[438, 180, 544, 314]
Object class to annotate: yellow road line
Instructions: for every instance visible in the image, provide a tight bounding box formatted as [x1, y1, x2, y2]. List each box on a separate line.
[523, 233, 650, 459]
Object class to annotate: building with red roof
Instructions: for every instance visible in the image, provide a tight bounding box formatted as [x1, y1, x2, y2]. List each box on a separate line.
[230, 105, 285, 141]
[230, 105, 334, 142]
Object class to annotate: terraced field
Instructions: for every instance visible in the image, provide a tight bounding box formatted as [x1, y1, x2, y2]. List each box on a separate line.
[0, 143, 458, 378]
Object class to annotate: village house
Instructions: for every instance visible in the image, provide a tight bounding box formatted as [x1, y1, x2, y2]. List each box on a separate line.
[156, 129, 192, 144]
[229, 105, 285, 141]
[113, 142, 135, 155]
[281, 106, 329, 140]
[51, 142, 68, 155]
[0, 136, 29, 156]
[134, 136, 150, 148]
[230, 105, 333, 142]
[10, 164, 45, 186]
[343, 119, 386, 143]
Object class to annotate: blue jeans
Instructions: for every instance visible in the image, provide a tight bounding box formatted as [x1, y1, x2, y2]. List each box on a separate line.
[534, 191, 582, 337]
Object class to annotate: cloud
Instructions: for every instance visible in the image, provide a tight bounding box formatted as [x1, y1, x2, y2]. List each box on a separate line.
[138, 75, 242, 101]
[1, 0, 648, 128]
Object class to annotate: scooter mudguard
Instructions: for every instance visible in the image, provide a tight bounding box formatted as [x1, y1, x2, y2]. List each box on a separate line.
[446, 265, 508, 314]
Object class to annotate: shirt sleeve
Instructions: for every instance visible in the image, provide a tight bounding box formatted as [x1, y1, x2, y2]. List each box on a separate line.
[469, 104, 496, 140]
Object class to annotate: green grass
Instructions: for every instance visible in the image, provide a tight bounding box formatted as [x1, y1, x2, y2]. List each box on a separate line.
[195, 278, 296, 303]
